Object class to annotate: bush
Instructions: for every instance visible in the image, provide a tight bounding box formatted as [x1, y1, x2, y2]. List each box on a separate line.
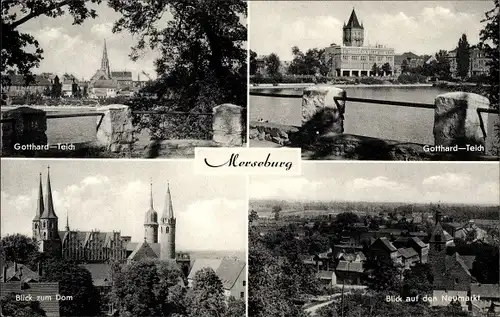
[396, 73, 427, 84]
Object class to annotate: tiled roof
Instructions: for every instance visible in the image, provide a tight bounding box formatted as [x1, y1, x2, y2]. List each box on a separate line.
[2, 263, 40, 283]
[450, 253, 472, 277]
[81, 263, 111, 287]
[111, 71, 132, 79]
[346, 9, 362, 28]
[397, 247, 418, 259]
[0, 281, 60, 317]
[5, 74, 52, 86]
[460, 255, 476, 270]
[94, 79, 118, 89]
[377, 237, 397, 252]
[470, 284, 500, 299]
[127, 241, 158, 261]
[410, 237, 427, 248]
[187, 259, 223, 280]
[336, 261, 364, 273]
[216, 259, 245, 290]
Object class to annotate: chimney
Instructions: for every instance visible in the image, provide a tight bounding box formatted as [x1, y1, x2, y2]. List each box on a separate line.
[2, 266, 7, 283]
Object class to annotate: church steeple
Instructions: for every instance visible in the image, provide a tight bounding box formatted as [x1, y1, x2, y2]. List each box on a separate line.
[101, 39, 111, 78]
[160, 182, 176, 260]
[343, 8, 364, 47]
[65, 212, 70, 232]
[35, 173, 44, 221]
[41, 167, 57, 219]
[163, 182, 174, 219]
[144, 179, 158, 244]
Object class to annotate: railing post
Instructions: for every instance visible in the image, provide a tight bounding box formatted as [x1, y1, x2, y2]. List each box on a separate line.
[95, 104, 136, 152]
[301, 85, 346, 135]
[433, 92, 489, 148]
[212, 103, 244, 146]
[1, 107, 47, 156]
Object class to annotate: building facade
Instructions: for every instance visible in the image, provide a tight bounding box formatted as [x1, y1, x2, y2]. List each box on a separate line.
[325, 9, 395, 77]
[448, 46, 490, 78]
[31, 169, 182, 264]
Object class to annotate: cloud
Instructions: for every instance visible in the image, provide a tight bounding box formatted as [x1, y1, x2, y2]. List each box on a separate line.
[250, 177, 325, 200]
[91, 22, 113, 37]
[1, 177, 245, 251]
[422, 173, 472, 190]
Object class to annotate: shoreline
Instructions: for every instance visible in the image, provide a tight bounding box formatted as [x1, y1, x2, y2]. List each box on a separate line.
[249, 83, 434, 89]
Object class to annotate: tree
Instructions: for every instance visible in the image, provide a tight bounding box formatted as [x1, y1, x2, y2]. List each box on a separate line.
[272, 205, 282, 221]
[225, 296, 245, 317]
[401, 59, 410, 74]
[1, 234, 41, 271]
[109, 0, 247, 139]
[40, 258, 101, 316]
[334, 212, 360, 232]
[264, 53, 281, 79]
[1, 0, 101, 86]
[112, 259, 186, 317]
[401, 263, 433, 299]
[363, 253, 402, 292]
[289, 47, 329, 76]
[0, 293, 46, 317]
[371, 63, 380, 76]
[186, 268, 226, 317]
[249, 209, 259, 223]
[479, 0, 499, 109]
[435, 50, 451, 79]
[382, 62, 392, 75]
[456, 34, 470, 79]
[250, 50, 258, 76]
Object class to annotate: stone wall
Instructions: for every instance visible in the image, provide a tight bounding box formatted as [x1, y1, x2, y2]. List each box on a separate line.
[1, 107, 47, 156]
[212, 104, 244, 146]
[249, 121, 299, 145]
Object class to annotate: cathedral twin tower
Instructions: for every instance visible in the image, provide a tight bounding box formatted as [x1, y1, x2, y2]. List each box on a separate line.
[145, 181, 176, 260]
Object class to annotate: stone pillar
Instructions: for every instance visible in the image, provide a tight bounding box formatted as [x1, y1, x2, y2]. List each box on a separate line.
[212, 103, 244, 146]
[301, 85, 346, 135]
[485, 111, 500, 156]
[95, 104, 136, 152]
[1, 107, 47, 156]
[433, 92, 489, 147]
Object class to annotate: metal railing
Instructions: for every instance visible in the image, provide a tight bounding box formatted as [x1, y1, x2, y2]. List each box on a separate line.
[250, 91, 499, 140]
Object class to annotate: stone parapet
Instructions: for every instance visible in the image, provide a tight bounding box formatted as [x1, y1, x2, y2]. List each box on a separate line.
[1, 106, 47, 156]
[212, 104, 244, 146]
[95, 104, 136, 153]
[302, 85, 346, 135]
[249, 121, 299, 146]
[433, 92, 489, 148]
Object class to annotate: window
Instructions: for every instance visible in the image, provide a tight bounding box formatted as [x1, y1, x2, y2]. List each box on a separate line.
[243, 281, 246, 286]
[352, 56, 358, 61]
[43, 232, 47, 239]
[342, 55, 348, 61]
[240, 292, 244, 299]
[369, 56, 375, 61]
[42, 222, 46, 229]
[361, 56, 367, 61]
[377, 57, 383, 61]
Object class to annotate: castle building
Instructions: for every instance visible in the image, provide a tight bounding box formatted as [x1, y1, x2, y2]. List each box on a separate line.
[324, 8, 395, 77]
[31, 169, 187, 266]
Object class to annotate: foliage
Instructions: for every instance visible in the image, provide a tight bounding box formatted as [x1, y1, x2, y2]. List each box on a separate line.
[272, 205, 282, 221]
[382, 62, 392, 75]
[248, 229, 310, 317]
[40, 258, 101, 316]
[111, 259, 186, 317]
[456, 34, 470, 79]
[401, 59, 410, 73]
[0, 234, 41, 271]
[249, 209, 259, 223]
[479, 0, 499, 109]
[371, 63, 381, 76]
[363, 253, 402, 292]
[250, 50, 258, 76]
[288, 46, 330, 76]
[401, 263, 434, 299]
[0, 293, 46, 317]
[334, 212, 360, 232]
[1, 0, 101, 85]
[186, 268, 226, 317]
[264, 53, 281, 79]
[225, 296, 245, 317]
[109, 0, 247, 139]
[397, 73, 428, 84]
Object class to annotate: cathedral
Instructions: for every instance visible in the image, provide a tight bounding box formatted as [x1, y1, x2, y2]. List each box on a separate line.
[32, 168, 189, 268]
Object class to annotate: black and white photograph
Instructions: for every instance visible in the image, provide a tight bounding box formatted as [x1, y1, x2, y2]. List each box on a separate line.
[1, 0, 247, 158]
[248, 163, 500, 317]
[249, 1, 499, 161]
[0, 159, 247, 317]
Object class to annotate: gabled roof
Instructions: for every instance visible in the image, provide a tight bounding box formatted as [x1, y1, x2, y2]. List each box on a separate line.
[216, 259, 245, 290]
[111, 71, 132, 78]
[81, 263, 111, 287]
[187, 259, 223, 280]
[470, 284, 500, 299]
[397, 247, 419, 259]
[409, 237, 427, 249]
[93, 79, 118, 89]
[450, 253, 472, 277]
[5, 74, 52, 86]
[127, 240, 158, 262]
[0, 282, 60, 316]
[336, 261, 364, 273]
[374, 237, 397, 252]
[2, 263, 40, 283]
[460, 255, 476, 271]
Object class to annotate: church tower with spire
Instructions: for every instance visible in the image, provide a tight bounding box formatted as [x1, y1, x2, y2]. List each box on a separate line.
[39, 167, 62, 258]
[343, 8, 364, 47]
[160, 183, 176, 260]
[100, 40, 111, 79]
[144, 181, 159, 244]
[33, 173, 44, 240]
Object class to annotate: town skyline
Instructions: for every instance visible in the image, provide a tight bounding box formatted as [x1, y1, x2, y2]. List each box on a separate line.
[250, 163, 500, 205]
[250, 1, 492, 60]
[1, 160, 247, 252]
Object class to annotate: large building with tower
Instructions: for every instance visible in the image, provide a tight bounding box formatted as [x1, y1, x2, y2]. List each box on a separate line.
[325, 8, 395, 77]
[32, 168, 188, 267]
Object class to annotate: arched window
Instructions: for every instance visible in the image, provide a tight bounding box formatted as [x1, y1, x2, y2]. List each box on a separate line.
[43, 232, 47, 239]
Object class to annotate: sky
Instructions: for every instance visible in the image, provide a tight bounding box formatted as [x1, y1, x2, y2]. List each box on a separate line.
[249, 1, 493, 60]
[15, 2, 166, 81]
[250, 163, 499, 205]
[1, 160, 247, 252]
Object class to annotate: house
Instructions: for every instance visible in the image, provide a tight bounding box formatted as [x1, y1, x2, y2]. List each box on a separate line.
[187, 258, 246, 300]
[126, 240, 158, 264]
[316, 270, 337, 287]
[430, 290, 469, 311]
[91, 79, 118, 98]
[443, 222, 466, 239]
[335, 260, 364, 285]
[369, 237, 402, 264]
[1, 266, 60, 317]
[397, 247, 419, 269]
[2, 74, 52, 97]
[81, 263, 113, 314]
[408, 237, 429, 264]
[470, 284, 500, 316]
[111, 71, 133, 88]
